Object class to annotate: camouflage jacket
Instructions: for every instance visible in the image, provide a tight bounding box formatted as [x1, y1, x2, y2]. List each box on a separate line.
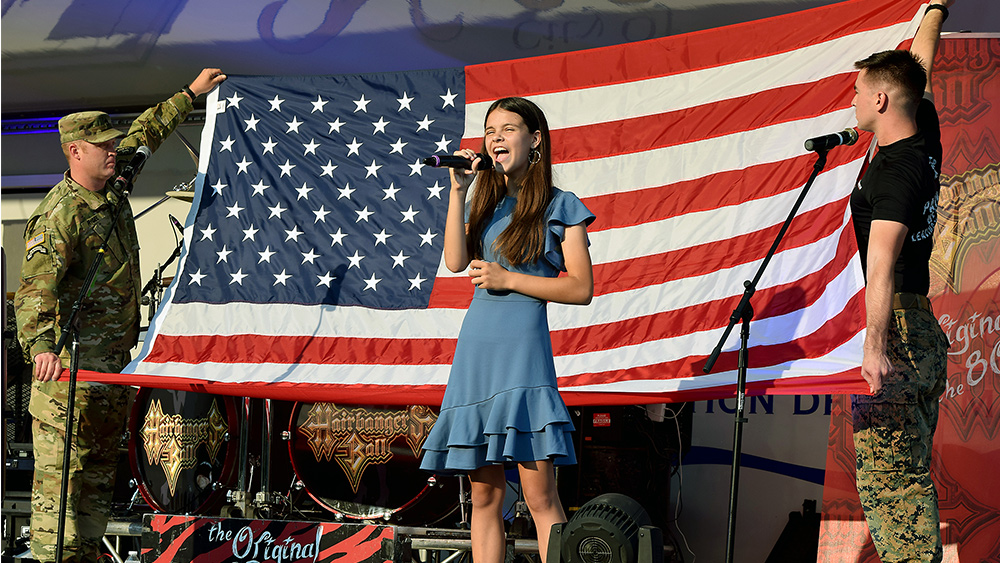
[15, 92, 194, 373]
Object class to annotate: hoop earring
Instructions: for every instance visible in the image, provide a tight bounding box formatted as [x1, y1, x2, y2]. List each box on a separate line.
[528, 148, 541, 165]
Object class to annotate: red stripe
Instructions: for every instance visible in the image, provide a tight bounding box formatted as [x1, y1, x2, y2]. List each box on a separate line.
[464, 0, 919, 102]
[428, 193, 853, 309]
[555, 288, 865, 389]
[551, 75, 857, 164]
[580, 153, 862, 233]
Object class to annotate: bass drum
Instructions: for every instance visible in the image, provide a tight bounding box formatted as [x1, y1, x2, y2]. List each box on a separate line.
[288, 402, 461, 525]
[129, 388, 239, 515]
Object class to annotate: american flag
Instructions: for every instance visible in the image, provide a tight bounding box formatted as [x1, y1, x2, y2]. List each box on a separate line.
[118, 0, 928, 405]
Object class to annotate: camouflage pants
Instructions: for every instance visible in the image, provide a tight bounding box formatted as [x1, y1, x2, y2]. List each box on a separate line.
[29, 379, 129, 563]
[852, 304, 949, 563]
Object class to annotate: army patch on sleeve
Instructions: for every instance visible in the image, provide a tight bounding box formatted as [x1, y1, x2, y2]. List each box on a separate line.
[25, 233, 48, 261]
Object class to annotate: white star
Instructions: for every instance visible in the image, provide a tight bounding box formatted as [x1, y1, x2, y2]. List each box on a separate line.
[363, 272, 382, 291]
[419, 228, 438, 246]
[346, 138, 363, 157]
[391, 250, 410, 268]
[242, 224, 259, 241]
[416, 115, 434, 132]
[216, 245, 233, 263]
[397, 92, 414, 111]
[286, 116, 303, 134]
[389, 138, 408, 155]
[278, 159, 296, 177]
[427, 181, 446, 200]
[199, 224, 216, 241]
[229, 268, 248, 285]
[250, 179, 270, 197]
[235, 157, 252, 174]
[261, 137, 278, 155]
[329, 228, 347, 246]
[382, 182, 400, 200]
[317, 272, 335, 287]
[313, 205, 331, 223]
[328, 117, 345, 134]
[320, 160, 337, 177]
[408, 158, 426, 176]
[301, 248, 320, 264]
[284, 226, 304, 242]
[268, 95, 284, 111]
[258, 246, 276, 263]
[267, 202, 287, 219]
[373, 229, 392, 246]
[347, 250, 365, 269]
[372, 117, 390, 135]
[226, 202, 244, 218]
[364, 159, 382, 178]
[188, 269, 206, 286]
[337, 182, 355, 200]
[400, 205, 419, 223]
[303, 139, 320, 156]
[434, 135, 451, 153]
[440, 88, 458, 108]
[226, 92, 243, 108]
[408, 272, 427, 290]
[355, 206, 374, 222]
[244, 114, 260, 132]
[295, 182, 313, 200]
[211, 179, 228, 195]
[219, 136, 235, 152]
[311, 95, 329, 113]
[353, 94, 371, 113]
[273, 269, 292, 286]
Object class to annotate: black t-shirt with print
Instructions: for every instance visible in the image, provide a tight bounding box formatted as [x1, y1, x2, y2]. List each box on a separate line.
[850, 98, 942, 296]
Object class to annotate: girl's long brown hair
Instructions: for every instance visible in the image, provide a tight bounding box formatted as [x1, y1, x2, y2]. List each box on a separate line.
[466, 97, 553, 266]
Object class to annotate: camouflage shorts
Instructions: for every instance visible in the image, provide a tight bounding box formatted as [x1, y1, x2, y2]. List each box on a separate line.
[852, 304, 949, 563]
[29, 380, 130, 563]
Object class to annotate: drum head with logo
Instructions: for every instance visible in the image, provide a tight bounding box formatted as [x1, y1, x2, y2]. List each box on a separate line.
[288, 402, 460, 525]
[128, 388, 238, 515]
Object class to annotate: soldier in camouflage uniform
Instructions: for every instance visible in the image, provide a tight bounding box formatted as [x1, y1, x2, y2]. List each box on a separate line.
[848, 2, 953, 561]
[14, 68, 226, 563]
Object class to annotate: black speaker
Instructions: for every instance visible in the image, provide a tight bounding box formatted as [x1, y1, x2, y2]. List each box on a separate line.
[558, 404, 691, 534]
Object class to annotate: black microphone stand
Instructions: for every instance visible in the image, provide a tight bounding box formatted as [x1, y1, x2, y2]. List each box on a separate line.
[703, 149, 830, 563]
[141, 236, 184, 323]
[51, 178, 137, 563]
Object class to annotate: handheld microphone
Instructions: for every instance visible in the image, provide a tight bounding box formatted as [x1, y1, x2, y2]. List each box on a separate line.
[423, 153, 493, 171]
[113, 146, 152, 190]
[804, 128, 859, 152]
[168, 214, 184, 234]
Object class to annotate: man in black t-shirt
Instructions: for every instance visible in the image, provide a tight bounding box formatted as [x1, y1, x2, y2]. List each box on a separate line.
[848, 2, 953, 561]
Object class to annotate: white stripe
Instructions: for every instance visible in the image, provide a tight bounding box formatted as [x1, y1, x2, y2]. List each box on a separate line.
[560, 331, 864, 394]
[463, 19, 920, 133]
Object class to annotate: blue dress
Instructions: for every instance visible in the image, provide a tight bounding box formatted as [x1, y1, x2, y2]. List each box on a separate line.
[420, 188, 595, 473]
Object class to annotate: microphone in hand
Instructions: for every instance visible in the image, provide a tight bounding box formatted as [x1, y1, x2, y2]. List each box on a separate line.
[423, 153, 494, 171]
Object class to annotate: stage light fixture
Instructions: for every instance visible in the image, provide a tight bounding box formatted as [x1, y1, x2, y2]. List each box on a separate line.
[548, 493, 663, 563]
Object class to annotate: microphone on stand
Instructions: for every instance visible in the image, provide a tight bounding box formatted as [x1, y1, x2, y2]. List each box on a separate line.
[112, 146, 152, 190]
[804, 128, 859, 152]
[423, 153, 494, 171]
[168, 214, 184, 235]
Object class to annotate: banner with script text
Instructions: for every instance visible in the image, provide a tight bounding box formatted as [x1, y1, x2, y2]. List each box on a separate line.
[111, 0, 930, 405]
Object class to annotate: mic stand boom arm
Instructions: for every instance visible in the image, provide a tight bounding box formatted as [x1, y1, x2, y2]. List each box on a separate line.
[702, 149, 829, 563]
[51, 177, 137, 563]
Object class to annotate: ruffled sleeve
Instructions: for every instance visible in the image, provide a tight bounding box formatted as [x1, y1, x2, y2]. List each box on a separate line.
[543, 188, 595, 272]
